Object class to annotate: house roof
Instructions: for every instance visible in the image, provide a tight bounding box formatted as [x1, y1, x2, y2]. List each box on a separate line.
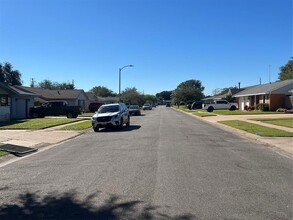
[203, 88, 246, 100]
[0, 82, 38, 97]
[14, 86, 87, 100]
[233, 79, 293, 97]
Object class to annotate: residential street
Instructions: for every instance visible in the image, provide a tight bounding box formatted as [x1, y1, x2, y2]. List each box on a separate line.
[0, 107, 292, 219]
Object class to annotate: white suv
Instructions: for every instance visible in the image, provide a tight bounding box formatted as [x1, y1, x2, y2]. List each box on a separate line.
[91, 103, 130, 132]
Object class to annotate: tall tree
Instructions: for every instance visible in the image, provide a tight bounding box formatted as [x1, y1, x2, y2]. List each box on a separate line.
[0, 62, 22, 85]
[278, 58, 293, 80]
[172, 79, 204, 104]
[89, 86, 115, 97]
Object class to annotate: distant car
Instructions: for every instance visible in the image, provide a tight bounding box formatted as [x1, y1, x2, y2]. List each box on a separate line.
[143, 104, 151, 110]
[191, 101, 203, 110]
[165, 103, 171, 107]
[89, 102, 103, 112]
[91, 103, 130, 132]
[128, 105, 141, 115]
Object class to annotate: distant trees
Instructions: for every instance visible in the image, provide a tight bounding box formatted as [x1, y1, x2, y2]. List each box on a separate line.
[278, 57, 293, 81]
[88, 86, 116, 97]
[171, 79, 204, 104]
[156, 90, 172, 102]
[32, 79, 75, 90]
[0, 62, 22, 86]
[120, 87, 157, 106]
[120, 87, 142, 105]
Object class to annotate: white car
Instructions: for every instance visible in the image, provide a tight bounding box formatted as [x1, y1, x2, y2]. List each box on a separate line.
[142, 103, 152, 110]
[91, 103, 130, 132]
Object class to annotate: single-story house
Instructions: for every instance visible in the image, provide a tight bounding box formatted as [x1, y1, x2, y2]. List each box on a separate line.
[86, 92, 119, 112]
[0, 83, 38, 121]
[203, 88, 245, 103]
[14, 86, 88, 111]
[233, 79, 293, 111]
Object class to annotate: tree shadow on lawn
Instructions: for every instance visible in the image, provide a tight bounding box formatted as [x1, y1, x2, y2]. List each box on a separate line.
[0, 190, 195, 220]
[0, 119, 27, 128]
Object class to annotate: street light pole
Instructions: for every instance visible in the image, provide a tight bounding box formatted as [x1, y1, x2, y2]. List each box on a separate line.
[119, 64, 134, 99]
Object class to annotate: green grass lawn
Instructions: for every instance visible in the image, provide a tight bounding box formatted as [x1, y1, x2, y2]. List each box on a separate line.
[213, 110, 284, 115]
[0, 118, 83, 130]
[59, 120, 92, 130]
[219, 120, 293, 137]
[0, 150, 9, 157]
[192, 111, 217, 117]
[250, 118, 293, 128]
[80, 112, 95, 117]
[174, 106, 284, 116]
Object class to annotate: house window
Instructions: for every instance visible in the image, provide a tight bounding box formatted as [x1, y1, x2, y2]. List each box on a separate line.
[0, 95, 9, 106]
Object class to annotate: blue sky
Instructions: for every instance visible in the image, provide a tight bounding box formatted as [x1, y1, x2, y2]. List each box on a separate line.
[0, 0, 292, 96]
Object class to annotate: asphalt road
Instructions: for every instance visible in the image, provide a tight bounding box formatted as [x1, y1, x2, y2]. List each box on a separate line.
[0, 107, 292, 219]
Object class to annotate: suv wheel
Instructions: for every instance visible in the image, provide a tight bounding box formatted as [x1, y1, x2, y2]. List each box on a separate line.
[119, 119, 124, 129]
[93, 126, 100, 132]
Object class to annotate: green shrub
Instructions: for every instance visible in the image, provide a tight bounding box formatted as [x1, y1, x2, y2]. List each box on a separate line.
[256, 103, 269, 111]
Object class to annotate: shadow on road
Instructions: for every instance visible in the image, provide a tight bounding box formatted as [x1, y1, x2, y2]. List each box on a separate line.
[0, 190, 196, 219]
[99, 125, 142, 133]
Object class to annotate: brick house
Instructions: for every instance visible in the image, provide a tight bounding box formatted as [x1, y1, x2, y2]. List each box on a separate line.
[233, 79, 293, 111]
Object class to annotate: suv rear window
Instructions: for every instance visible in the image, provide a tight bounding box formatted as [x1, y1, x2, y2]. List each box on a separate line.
[98, 105, 119, 113]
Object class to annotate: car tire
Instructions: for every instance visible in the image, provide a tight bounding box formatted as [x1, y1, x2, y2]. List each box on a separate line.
[230, 106, 236, 111]
[93, 126, 100, 132]
[119, 119, 124, 129]
[126, 116, 130, 126]
[207, 107, 214, 112]
[67, 112, 74, 118]
[32, 112, 39, 118]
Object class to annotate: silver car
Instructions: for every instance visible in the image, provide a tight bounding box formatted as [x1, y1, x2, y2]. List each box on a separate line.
[91, 103, 130, 132]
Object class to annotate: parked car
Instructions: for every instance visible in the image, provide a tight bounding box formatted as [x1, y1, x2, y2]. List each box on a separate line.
[166, 103, 171, 107]
[128, 105, 141, 115]
[191, 101, 203, 110]
[91, 103, 130, 132]
[30, 100, 81, 118]
[142, 103, 152, 110]
[89, 102, 103, 112]
[203, 100, 238, 112]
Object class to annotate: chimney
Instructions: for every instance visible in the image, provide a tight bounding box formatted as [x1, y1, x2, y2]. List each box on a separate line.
[238, 82, 241, 89]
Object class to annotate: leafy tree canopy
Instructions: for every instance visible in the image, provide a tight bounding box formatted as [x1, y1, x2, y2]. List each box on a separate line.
[0, 62, 22, 86]
[89, 86, 115, 97]
[278, 57, 293, 81]
[121, 87, 142, 105]
[156, 90, 172, 101]
[212, 87, 237, 96]
[33, 79, 75, 90]
[120, 87, 157, 106]
[172, 79, 204, 104]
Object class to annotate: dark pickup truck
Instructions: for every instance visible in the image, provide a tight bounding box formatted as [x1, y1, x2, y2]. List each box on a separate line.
[30, 101, 81, 118]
